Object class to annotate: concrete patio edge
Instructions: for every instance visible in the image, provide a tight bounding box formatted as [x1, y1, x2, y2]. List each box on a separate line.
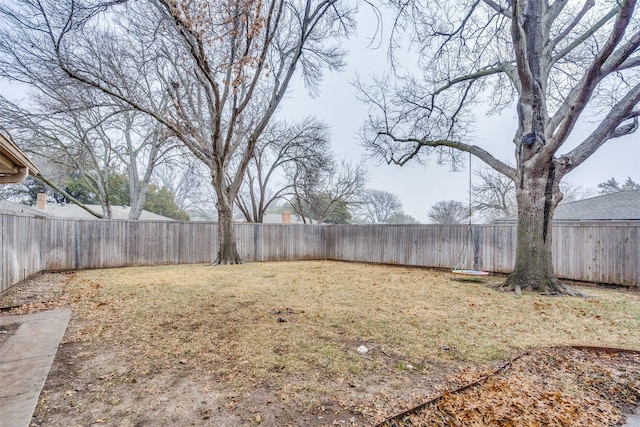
[0, 309, 72, 427]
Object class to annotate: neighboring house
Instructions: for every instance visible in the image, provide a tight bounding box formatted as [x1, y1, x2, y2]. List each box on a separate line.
[1, 197, 175, 221]
[233, 212, 311, 224]
[0, 132, 39, 184]
[496, 190, 640, 223]
[191, 211, 312, 224]
[40, 201, 176, 221]
[262, 212, 309, 224]
[0, 200, 52, 218]
[552, 190, 640, 221]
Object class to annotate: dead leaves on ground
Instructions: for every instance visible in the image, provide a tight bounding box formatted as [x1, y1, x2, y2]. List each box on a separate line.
[377, 347, 640, 427]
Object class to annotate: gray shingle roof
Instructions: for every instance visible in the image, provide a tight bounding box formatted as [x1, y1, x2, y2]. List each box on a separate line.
[494, 190, 640, 222]
[553, 190, 640, 221]
[42, 203, 175, 221]
[0, 200, 52, 218]
[0, 200, 175, 221]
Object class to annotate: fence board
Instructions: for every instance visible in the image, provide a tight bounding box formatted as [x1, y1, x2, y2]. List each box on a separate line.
[1, 212, 638, 294]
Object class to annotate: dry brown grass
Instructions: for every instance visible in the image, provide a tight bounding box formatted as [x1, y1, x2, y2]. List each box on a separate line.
[8, 260, 640, 426]
[62, 260, 640, 388]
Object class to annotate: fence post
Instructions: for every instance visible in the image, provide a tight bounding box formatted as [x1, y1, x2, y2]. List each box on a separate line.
[74, 221, 80, 270]
[253, 224, 260, 262]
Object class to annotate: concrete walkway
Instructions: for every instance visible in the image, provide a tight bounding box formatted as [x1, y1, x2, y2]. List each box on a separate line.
[0, 310, 71, 427]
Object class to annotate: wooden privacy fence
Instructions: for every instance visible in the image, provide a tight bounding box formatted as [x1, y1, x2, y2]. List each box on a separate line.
[324, 223, 639, 287]
[1, 212, 638, 293]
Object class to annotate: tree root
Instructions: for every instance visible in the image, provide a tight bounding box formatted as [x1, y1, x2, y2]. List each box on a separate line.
[210, 254, 244, 266]
[492, 277, 584, 297]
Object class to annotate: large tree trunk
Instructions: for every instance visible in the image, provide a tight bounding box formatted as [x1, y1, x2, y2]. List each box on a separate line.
[128, 176, 151, 220]
[498, 164, 579, 296]
[213, 197, 243, 265]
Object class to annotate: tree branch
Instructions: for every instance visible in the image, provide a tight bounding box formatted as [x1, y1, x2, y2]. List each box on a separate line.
[550, 5, 619, 65]
[615, 55, 640, 71]
[377, 131, 516, 178]
[548, 0, 594, 54]
[561, 83, 640, 173]
[546, 0, 637, 154]
[34, 173, 104, 219]
[482, 0, 512, 18]
[433, 63, 508, 96]
[602, 30, 640, 72]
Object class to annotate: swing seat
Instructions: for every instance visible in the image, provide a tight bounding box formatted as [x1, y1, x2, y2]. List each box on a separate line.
[452, 269, 490, 276]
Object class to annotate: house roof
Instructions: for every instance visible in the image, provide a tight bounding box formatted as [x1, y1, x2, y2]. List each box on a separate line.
[42, 203, 176, 221]
[0, 133, 39, 182]
[0, 200, 53, 218]
[0, 200, 176, 221]
[552, 190, 640, 221]
[495, 190, 640, 222]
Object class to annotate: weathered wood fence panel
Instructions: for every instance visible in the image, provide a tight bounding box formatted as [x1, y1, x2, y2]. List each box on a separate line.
[1, 212, 638, 294]
[1, 215, 46, 291]
[71, 221, 220, 269]
[325, 225, 479, 269]
[551, 223, 639, 286]
[236, 224, 326, 262]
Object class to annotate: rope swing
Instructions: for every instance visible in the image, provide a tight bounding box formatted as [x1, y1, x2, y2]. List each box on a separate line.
[452, 152, 489, 277]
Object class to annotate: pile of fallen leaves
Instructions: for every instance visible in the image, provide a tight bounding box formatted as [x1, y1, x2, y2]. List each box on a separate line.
[378, 346, 640, 426]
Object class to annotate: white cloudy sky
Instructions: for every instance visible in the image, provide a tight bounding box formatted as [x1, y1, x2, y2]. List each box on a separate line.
[280, 11, 640, 222]
[1, 7, 637, 223]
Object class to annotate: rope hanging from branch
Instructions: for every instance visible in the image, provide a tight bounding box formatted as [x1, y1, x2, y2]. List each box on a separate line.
[452, 152, 489, 277]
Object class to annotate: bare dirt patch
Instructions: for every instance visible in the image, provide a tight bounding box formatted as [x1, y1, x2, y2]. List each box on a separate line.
[2, 261, 640, 426]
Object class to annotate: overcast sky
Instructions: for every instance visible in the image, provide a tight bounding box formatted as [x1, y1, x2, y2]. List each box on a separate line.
[1, 7, 638, 223]
[280, 12, 640, 223]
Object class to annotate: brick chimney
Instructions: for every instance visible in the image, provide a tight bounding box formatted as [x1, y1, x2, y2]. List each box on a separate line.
[281, 211, 291, 224]
[36, 192, 47, 211]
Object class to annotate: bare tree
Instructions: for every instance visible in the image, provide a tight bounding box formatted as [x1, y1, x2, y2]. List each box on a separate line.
[0, 92, 120, 218]
[558, 181, 595, 203]
[472, 167, 517, 220]
[472, 166, 593, 221]
[360, 0, 640, 294]
[428, 200, 468, 224]
[154, 153, 218, 220]
[354, 189, 404, 223]
[0, 0, 352, 264]
[0, 89, 172, 219]
[290, 159, 367, 223]
[235, 117, 332, 223]
[115, 110, 176, 220]
[0, 3, 178, 220]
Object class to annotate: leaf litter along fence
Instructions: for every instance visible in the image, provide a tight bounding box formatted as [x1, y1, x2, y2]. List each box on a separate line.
[1, 212, 639, 293]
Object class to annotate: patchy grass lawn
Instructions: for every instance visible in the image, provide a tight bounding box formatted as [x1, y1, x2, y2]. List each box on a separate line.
[6, 261, 640, 426]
